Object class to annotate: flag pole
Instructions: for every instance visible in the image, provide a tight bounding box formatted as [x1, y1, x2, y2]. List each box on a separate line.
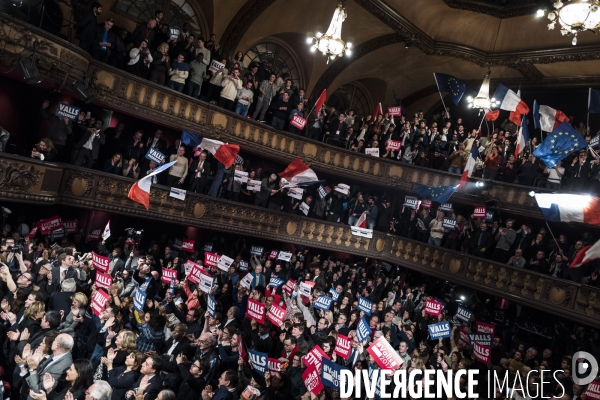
[531, 190, 564, 257]
[588, 88, 592, 132]
[433, 73, 449, 117]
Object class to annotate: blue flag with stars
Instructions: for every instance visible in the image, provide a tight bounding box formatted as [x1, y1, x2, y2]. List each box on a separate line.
[434, 73, 466, 105]
[415, 185, 457, 204]
[533, 121, 586, 168]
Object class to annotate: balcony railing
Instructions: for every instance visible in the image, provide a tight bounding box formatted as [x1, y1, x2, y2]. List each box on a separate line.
[0, 14, 544, 219]
[0, 153, 597, 327]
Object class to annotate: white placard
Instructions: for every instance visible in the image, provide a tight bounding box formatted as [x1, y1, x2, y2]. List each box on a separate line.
[209, 60, 225, 73]
[288, 187, 303, 200]
[365, 148, 380, 157]
[234, 170, 248, 183]
[240, 274, 253, 289]
[247, 180, 261, 192]
[299, 202, 310, 216]
[169, 187, 186, 200]
[217, 255, 234, 272]
[277, 251, 292, 262]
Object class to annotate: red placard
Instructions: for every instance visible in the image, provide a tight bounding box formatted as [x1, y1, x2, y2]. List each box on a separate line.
[91, 290, 110, 316]
[92, 252, 110, 274]
[472, 341, 491, 365]
[476, 321, 495, 337]
[290, 115, 307, 130]
[204, 252, 219, 268]
[39, 216, 62, 234]
[334, 334, 351, 359]
[366, 337, 404, 370]
[385, 140, 402, 152]
[62, 220, 78, 234]
[584, 380, 600, 400]
[268, 358, 282, 373]
[302, 345, 329, 371]
[162, 268, 178, 284]
[247, 298, 266, 324]
[459, 328, 469, 344]
[424, 299, 443, 316]
[283, 279, 295, 295]
[268, 250, 279, 260]
[28, 225, 39, 239]
[422, 199, 432, 209]
[88, 228, 102, 241]
[181, 239, 195, 252]
[266, 304, 286, 326]
[388, 106, 401, 116]
[473, 206, 487, 219]
[95, 271, 113, 290]
[188, 264, 204, 284]
[302, 365, 324, 395]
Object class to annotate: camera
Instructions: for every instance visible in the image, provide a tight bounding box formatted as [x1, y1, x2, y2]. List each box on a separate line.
[9, 244, 23, 254]
[125, 228, 143, 245]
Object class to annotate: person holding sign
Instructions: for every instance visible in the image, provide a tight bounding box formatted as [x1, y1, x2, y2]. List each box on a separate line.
[40, 100, 73, 162]
[288, 102, 306, 135]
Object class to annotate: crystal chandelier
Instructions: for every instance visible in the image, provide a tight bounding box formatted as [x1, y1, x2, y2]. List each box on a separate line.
[466, 72, 499, 114]
[546, 0, 600, 45]
[307, 1, 352, 63]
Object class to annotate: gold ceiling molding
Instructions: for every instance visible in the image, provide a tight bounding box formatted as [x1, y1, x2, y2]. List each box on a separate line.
[1, 153, 599, 327]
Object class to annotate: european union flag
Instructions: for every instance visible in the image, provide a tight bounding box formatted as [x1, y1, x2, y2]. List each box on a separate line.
[434, 73, 466, 105]
[533, 121, 586, 168]
[181, 130, 201, 148]
[589, 88, 600, 114]
[415, 185, 457, 204]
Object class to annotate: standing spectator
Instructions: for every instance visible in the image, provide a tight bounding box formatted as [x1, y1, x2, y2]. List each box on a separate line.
[270, 92, 291, 130]
[149, 43, 170, 86]
[92, 18, 116, 63]
[167, 53, 190, 93]
[122, 157, 140, 180]
[206, 58, 228, 102]
[127, 40, 153, 78]
[235, 80, 254, 117]
[125, 130, 146, 162]
[73, 122, 106, 168]
[364, 196, 378, 229]
[493, 219, 516, 263]
[22, 333, 74, 394]
[255, 174, 277, 208]
[544, 161, 565, 190]
[218, 68, 243, 111]
[567, 151, 592, 192]
[288, 101, 305, 135]
[206, 33, 221, 61]
[103, 153, 123, 175]
[483, 148, 502, 180]
[468, 221, 493, 258]
[189, 151, 211, 194]
[171, 34, 195, 63]
[129, 19, 157, 49]
[188, 53, 207, 99]
[75, 2, 102, 53]
[167, 145, 188, 188]
[252, 74, 277, 122]
[31, 138, 57, 162]
[428, 211, 446, 246]
[195, 38, 211, 66]
[447, 143, 467, 174]
[499, 154, 519, 183]
[40, 100, 72, 161]
[517, 154, 540, 186]
[427, 150, 446, 170]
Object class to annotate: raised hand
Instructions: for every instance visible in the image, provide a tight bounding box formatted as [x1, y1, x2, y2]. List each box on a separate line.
[21, 327, 30, 341]
[42, 372, 55, 391]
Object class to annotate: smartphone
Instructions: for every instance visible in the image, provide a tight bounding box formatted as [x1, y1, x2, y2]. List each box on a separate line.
[86, 111, 91, 118]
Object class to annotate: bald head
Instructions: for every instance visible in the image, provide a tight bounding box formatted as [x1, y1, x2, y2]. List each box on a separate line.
[53, 333, 74, 354]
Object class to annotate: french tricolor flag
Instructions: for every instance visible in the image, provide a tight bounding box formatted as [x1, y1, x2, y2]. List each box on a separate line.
[493, 84, 529, 126]
[181, 131, 240, 168]
[514, 115, 529, 157]
[533, 193, 600, 226]
[278, 158, 320, 187]
[459, 145, 480, 189]
[538, 105, 569, 132]
[128, 161, 177, 209]
[372, 103, 383, 119]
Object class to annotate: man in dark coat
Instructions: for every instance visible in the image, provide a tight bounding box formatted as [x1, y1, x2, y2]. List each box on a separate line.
[92, 18, 116, 63]
[75, 2, 102, 54]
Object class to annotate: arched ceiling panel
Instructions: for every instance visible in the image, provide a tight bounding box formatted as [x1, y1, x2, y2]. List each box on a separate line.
[534, 60, 600, 78]
[211, 0, 246, 39]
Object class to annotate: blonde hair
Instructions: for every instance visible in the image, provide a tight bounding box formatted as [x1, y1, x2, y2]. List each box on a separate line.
[110, 282, 123, 296]
[157, 42, 169, 53]
[120, 330, 138, 352]
[24, 301, 45, 320]
[71, 292, 88, 308]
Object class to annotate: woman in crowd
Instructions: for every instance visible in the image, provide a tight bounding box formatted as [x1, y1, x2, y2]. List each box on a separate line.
[31, 138, 57, 162]
[39, 359, 94, 400]
[103, 153, 123, 175]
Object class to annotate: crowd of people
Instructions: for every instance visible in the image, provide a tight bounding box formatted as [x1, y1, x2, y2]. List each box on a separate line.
[0, 215, 596, 400]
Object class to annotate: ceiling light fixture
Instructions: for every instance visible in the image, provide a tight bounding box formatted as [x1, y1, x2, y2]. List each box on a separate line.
[547, 0, 600, 45]
[307, 1, 352, 63]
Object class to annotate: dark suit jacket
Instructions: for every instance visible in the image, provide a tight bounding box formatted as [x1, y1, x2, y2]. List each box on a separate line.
[159, 336, 193, 359]
[74, 130, 106, 160]
[110, 257, 126, 278]
[108, 366, 141, 400]
[47, 266, 79, 294]
[49, 291, 73, 315]
[93, 26, 117, 56]
[469, 228, 494, 251]
[148, 137, 167, 153]
[25, 352, 73, 399]
[220, 319, 239, 330]
[75, 11, 98, 43]
[131, 374, 163, 400]
[129, 24, 156, 47]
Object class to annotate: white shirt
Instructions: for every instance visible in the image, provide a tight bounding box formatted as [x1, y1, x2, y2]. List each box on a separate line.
[167, 340, 179, 355]
[548, 167, 565, 182]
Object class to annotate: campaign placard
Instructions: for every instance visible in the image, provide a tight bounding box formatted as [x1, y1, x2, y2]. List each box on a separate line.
[39, 215, 62, 234]
[247, 180, 261, 191]
[248, 350, 268, 375]
[55, 102, 80, 120]
[209, 59, 225, 73]
[251, 245, 264, 256]
[290, 115, 307, 130]
[51, 228, 65, 240]
[162, 268, 177, 284]
[386, 140, 402, 152]
[443, 217, 456, 230]
[247, 298, 266, 324]
[288, 188, 303, 200]
[204, 252, 219, 268]
[92, 252, 110, 273]
[472, 341, 491, 364]
[469, 333, 492, 347]
[234, 170, 248, 184]
[238, 260, 248, 271]
[203, 242, 213, 252]
[459, 328, 469, 344]
[133, 289, 146, 311]
[387, 106, 401, 116]
[207, 294, 216, 317]
[95, 271, 113, 290]
[88, 228, 102, 241]
[268, 358, 282, 373]
[356, 316, 372, 343]
[277, 251, 292, 262]
[268, 250, 279, 260]
[440, 202, 453, 212]
[584, 380, 600, 400]
[334, 334, 351, 359]
[239, 273, 253, 289]
[456, 306, 472, 323]
[422, 199, 432, 209]
[365, 148, 379, 157]
[62, 220, 78, 234]
[366, 337, 403, 370]
[357, 296, 372, 316]
[181, 239, 195, 252]
[91, 290, 109, 316]
[473, 205, 487, 219]
[404, 196, 420, 210]
[302, 365, 324, 395]
[187, 263, 203, 283]
[268, 277, 285, 288]
[322, 358, 347, 390]
[169, 188, 186, 201]
[351, 226, 373, 238]
[424, 299, 443, 316]
[303, 345, 330, 371]
[486, 211, 494, 222]
[428, 321, 452, 340]
[217, 255, 234, 272]
[173, 238, 183, 250]
[329, 288, 340, 302]
[317, 185, 330, 200]
[476, 321, 495, 337]
[298, 281, 312, 297]
[266, 303, 286, 326]
[313, 295, 333, 311]
[283, 279, 295, 295]
[198, 271, 214, 293]
[145, 147, 166, 164]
